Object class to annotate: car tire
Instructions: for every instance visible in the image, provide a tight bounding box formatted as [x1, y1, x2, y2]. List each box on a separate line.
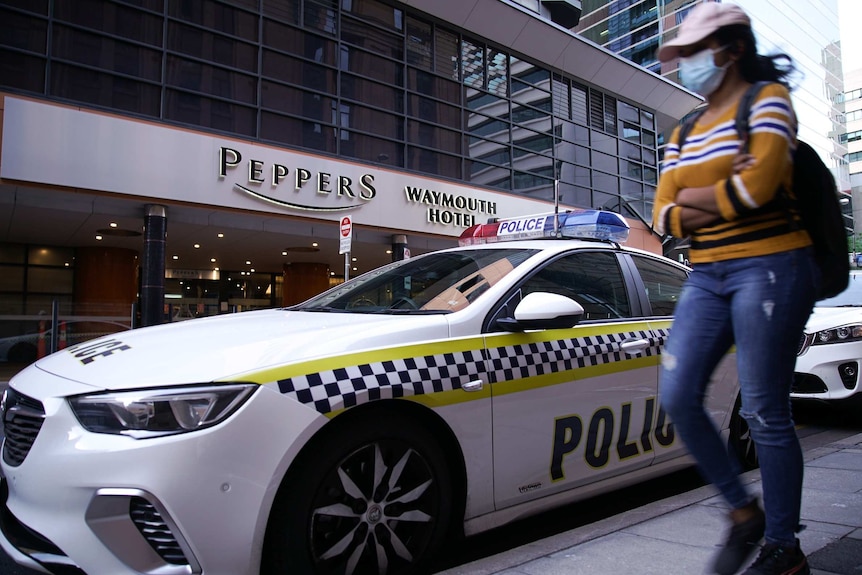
[728, 395, 758, 471]
[262, 412, 453, 575]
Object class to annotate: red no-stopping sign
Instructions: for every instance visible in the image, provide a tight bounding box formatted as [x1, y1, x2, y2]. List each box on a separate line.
[339, 215, 352, 254]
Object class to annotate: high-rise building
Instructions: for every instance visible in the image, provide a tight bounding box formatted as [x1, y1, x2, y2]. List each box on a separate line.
[842, 68, 862, 244]
[573, 0, 850, 200]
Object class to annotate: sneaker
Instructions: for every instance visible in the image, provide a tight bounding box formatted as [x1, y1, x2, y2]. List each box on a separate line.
[741, 540, 810, 575]
[710, 500, 766, 575]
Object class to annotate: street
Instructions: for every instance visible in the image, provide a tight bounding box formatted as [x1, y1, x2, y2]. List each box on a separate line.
[0, 397, 858, 575]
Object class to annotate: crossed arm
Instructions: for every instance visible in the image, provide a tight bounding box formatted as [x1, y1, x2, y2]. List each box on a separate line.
[675, 153, 755, 235]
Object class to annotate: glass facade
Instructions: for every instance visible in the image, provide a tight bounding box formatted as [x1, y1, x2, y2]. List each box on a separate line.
[573, 0, 848, 194]
[0, 0, 660, 223]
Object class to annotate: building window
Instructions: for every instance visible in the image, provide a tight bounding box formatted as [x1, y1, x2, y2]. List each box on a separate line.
[840, 130, 862, 144]
[0, 0, 662, 223]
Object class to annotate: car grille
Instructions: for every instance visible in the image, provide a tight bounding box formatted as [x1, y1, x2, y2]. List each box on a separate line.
[129, 496, 189, 565]
[2, 389, 45, 466]
[797, 332, 814, 356]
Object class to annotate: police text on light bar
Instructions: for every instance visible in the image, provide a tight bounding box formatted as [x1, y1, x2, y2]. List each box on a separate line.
[458, 210, 630, 246]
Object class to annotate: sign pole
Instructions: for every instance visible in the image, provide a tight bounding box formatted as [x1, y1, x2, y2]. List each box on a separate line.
[339, 215, 353, 282]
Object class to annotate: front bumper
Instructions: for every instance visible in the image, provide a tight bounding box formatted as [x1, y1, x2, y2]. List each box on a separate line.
[793, 340, 862, 401]
[0, 381, 323, 575]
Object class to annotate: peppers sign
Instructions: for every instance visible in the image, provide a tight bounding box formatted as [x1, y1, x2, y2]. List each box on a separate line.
[339, 215, 352, 254]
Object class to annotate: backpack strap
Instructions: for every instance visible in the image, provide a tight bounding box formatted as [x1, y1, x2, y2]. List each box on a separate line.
[735, 81, 771, 151]
[677, 108, 704, 151]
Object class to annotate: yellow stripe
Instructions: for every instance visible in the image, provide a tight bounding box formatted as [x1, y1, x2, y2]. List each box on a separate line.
[240, 335, 487, 383]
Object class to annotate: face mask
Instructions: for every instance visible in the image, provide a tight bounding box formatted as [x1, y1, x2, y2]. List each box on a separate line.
[679, 46, 730, 96]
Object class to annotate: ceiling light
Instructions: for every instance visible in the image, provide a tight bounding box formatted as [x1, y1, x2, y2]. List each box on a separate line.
[352, 257, 357, 262]
[173, 255, 179, 260]
[217, 233, 224, 238]
[246, 261, 252, 265]
[352, 267, 357, 271]
[250, 268, 255, 273]
[282, 251, 288, 256]
[312, 242, 319, 247]
[211, 258, 216, 263]
[95, 235, 103, 240]
[386, 249, 392, 254]
[109, 222, 118, 228]
[194, 244, 201, 249]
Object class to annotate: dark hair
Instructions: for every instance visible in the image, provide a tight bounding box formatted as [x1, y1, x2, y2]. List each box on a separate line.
[715, 24, 796, 88]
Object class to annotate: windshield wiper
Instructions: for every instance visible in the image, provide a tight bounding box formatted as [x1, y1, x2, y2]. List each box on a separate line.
[371, 309, 453, 315]
[298, 306, 348, 313]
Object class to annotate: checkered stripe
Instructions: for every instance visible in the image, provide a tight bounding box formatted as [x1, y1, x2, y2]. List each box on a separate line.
[277, 349, 487, 414]
[654, 327, 670, 349]
[276, 329, 664, 414]
[486, 330, 660, 383]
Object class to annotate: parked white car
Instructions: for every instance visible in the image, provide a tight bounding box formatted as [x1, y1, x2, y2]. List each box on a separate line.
[0, 211, 745, 575]
[793, 270, 862, 403]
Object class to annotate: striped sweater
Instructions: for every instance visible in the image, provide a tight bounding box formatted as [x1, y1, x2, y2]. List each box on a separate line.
[652, 82, 811, 263]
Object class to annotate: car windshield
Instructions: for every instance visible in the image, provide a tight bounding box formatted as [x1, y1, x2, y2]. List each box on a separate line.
[816, 273, 862, 307]
[294, 248, 537, 314]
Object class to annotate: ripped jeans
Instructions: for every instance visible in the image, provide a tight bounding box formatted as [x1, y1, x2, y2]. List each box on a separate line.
[660, 248, 817, 547]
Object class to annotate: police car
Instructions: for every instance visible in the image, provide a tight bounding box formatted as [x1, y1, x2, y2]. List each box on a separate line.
[0, 210, 747, 575]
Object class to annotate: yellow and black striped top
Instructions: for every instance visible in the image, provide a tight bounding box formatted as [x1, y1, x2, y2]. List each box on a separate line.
[652, 82, 811, 263]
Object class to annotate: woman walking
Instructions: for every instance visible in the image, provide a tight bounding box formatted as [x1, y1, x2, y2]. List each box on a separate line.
[653, 3, 816, 574]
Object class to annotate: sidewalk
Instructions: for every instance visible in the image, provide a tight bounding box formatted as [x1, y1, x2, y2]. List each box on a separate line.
[2, 363, 860, 575]
[437, 432, 862, 575]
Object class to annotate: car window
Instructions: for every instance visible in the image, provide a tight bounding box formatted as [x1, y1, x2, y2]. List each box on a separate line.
[816, 272, 862, 307]
[520, 251, 631, 320]
[296, 248, 536, 313]
[630, 255, 688, 316]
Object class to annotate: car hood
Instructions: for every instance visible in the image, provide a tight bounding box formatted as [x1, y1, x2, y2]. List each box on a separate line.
[29, 309, 451, 392]
[806, 306, 862, 332]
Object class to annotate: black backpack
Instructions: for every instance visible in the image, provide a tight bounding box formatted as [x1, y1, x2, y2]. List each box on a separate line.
[678, 82, 849, 300]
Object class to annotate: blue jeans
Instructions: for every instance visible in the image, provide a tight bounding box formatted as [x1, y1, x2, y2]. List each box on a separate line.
[660, 248, 818, 547]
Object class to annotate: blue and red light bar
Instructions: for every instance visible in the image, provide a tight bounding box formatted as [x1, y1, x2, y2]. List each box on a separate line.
[458, 209, 630, 246]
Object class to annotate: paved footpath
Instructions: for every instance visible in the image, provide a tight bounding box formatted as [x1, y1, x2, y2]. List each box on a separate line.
[2, 364, 860, 575]
[436, 431, 862, 575]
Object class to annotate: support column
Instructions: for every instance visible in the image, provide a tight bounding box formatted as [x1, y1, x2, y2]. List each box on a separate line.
[391, 234, 409, 262]
[141, 205, 167, 327]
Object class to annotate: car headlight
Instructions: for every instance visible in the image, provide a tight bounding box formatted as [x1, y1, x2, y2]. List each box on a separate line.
[812, 324, 862, 345]
[69, 384, 257, 438]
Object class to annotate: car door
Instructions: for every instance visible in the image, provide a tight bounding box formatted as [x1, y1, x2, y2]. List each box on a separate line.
[625, 253, 689, 465]
[626, 253, 739, 465]
[486, 249, 664, 510]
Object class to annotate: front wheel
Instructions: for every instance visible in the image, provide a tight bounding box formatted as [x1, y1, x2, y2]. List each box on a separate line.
[262, 413, 453, 575]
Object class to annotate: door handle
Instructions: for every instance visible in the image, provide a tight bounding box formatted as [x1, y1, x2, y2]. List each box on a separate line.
[462, 379, 484, 392]
[619, 339, 650, 355]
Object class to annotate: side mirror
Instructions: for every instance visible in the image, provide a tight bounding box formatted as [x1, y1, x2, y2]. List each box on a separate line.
[495, 292, 585, 332]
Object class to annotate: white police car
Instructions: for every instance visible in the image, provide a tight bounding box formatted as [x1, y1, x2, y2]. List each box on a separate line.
[793, 270, 862, 403]
[0, 210, 746, 575]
